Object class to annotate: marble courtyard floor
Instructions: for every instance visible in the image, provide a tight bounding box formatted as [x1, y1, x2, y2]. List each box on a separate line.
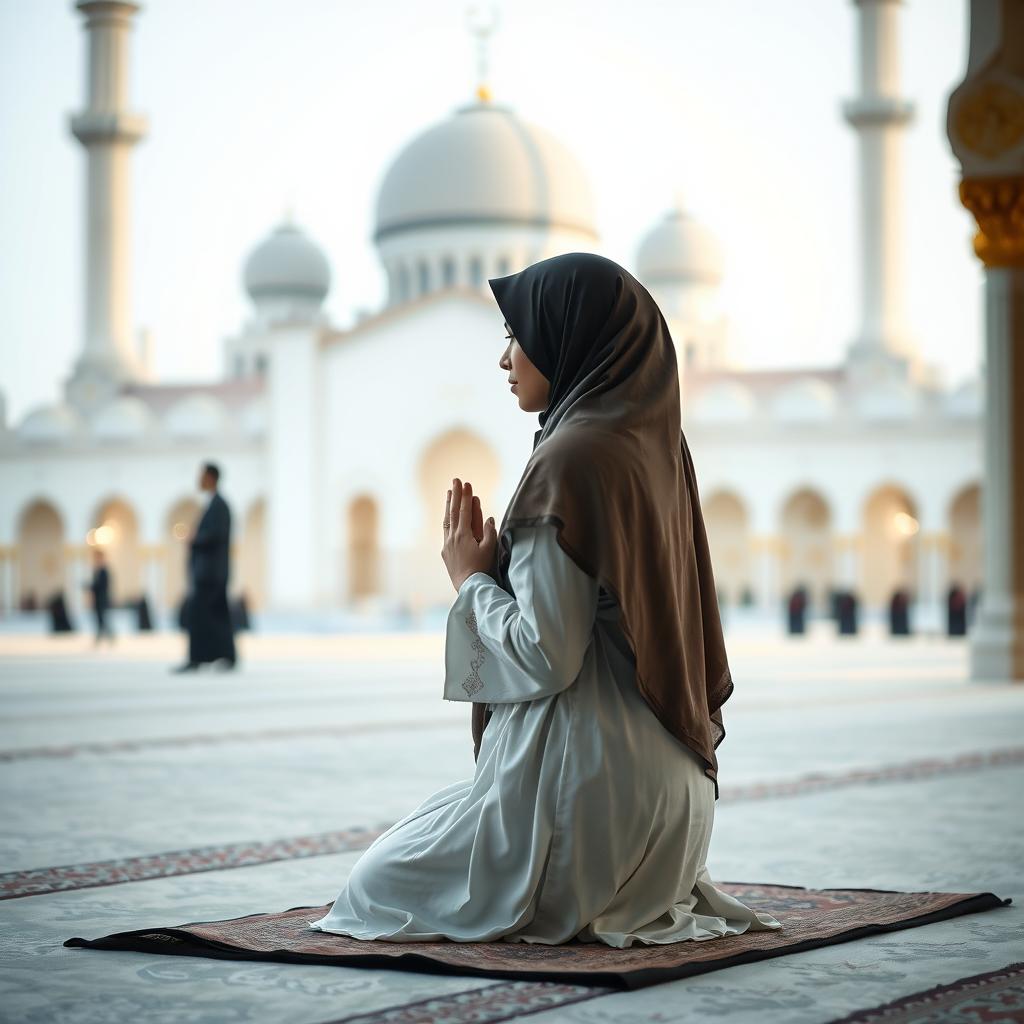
[0, 626, 1021, 1023]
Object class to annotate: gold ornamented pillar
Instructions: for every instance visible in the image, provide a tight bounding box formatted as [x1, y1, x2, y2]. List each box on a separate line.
[947, 0, 1024, 681]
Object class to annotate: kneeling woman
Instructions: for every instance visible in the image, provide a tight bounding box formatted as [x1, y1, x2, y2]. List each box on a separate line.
[308, 252, 782, 947]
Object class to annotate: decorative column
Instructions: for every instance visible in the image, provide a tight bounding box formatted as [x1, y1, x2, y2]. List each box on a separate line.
[64, 544, 87, 621]
[916, 531, 950, 633]
[750, 535, 782, 611]
[946, 0, 1024, 681]
[66, 0, 147, 411]
[267, 328, 320, 610]
[834, 533, 863, 592]
[842, 0, 918, 380]
[137, 543, 161, 620]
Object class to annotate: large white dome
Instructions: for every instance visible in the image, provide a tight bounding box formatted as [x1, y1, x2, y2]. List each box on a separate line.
[374, 100, 597, 242]
[243, 221, 331, 306]
[637, 206, 723, 286]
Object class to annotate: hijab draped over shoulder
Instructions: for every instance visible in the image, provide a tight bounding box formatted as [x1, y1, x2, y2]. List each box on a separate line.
[474, 251, 733, 797]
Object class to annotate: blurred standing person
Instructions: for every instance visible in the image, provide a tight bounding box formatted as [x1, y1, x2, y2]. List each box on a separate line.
[947, 583, 968, 637]
[172, 462, 237, 672]
[889, 587, 911, 636]
[86, 549, 113, 645]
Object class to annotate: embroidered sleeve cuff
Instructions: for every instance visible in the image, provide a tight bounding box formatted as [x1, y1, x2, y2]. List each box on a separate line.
[458, 571, 495, 597]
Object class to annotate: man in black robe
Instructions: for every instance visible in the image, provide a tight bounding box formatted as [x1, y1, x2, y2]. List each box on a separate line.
[172, 462, 237, 672]
[787, 584, 808, 635]
[86, 549, 112, 644]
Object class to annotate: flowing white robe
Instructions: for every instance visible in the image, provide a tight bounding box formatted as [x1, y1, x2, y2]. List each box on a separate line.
[308, 524, 781, 947]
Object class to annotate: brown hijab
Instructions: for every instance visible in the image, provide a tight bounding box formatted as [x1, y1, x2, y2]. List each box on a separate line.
[471, 251, 733, 798]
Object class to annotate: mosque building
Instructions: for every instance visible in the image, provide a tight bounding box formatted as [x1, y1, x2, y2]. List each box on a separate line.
[0, 0, 982, 626]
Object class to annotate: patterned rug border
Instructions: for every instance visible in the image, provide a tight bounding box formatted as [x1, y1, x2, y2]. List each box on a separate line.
[64, 889, 1012, 992]
[319, 979, 613, 1024]
[6, 747, 1023, 901]
[826, 959, 1024, 1024]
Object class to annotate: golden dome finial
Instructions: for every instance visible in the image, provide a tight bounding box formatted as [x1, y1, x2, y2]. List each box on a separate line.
[465, 3, 499, 103]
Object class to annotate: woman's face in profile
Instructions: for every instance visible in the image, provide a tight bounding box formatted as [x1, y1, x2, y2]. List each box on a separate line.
[499, 321, 550, 413]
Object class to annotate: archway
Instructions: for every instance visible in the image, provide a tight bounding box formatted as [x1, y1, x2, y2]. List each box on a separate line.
[862, 484, 919, 607]
[90, 498, 141, 605]
[347, 495, 380, 601]
[779, 488, 833, 609]
[702, 490, 751, 607]
[948, 483, 982, 592]
[238, 498, 267, 609]
[164, 497, 200, 609]
[416, 428, 501, 609]
[17, 500, 65, 608]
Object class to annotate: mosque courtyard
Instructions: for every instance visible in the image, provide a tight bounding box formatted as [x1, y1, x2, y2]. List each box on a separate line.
[0, 622, 1021, 1023]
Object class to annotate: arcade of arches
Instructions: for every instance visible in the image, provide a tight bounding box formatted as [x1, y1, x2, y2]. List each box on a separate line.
[3, 478, 982, 619]
[3, 495, 269, 616]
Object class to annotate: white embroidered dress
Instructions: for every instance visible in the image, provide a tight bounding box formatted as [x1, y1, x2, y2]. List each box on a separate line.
[308, 524, 781, 946]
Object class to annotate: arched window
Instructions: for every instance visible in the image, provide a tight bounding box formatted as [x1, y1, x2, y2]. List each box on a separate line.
[496, 255, 511, 276]
[397, 264, 410, 303]
[442, 256, 456, 287]
[255, 353, 268, 375]
[417, 260, 431, 295]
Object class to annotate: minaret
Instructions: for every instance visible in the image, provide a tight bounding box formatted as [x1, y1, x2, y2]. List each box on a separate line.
[66, 0, 147, 411]
[842, 0, 917, 381]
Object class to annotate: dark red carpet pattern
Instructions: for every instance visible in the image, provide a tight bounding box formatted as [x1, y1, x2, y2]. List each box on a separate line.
[65, 885, 1010, 990]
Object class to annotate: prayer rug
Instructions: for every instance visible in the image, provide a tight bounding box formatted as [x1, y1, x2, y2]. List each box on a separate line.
[65, 883, 1010, 991]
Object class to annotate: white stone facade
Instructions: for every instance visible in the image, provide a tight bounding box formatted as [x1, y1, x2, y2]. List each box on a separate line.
[0, 0, 983, 626]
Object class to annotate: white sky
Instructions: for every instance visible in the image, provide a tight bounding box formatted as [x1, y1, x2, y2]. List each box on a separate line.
[0, 0, 982, 423]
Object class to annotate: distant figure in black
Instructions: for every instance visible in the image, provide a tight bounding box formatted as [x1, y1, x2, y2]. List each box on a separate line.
[787, 584, 808, 635]
[837, 589, 859, 635]
[86, 549, 113, 644]
[136, 594, 154, 631]
[48, 591, 75, 633]
[889, 587, 911, 636]
[172, 462, 237, 672]
[947, 583, 968, 637]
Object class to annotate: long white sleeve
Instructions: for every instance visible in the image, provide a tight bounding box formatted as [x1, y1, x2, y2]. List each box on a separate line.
[443, 524, 599, 704]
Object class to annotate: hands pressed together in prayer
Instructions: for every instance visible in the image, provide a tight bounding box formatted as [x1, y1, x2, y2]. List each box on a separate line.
[442, 478, 498, 592]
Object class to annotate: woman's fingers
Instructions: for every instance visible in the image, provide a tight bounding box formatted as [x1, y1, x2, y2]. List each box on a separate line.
[471, 494, 483, 540]
[444, 488, 451, 535]
[450, 478, 461, 531]
[459, 480, 473, 534]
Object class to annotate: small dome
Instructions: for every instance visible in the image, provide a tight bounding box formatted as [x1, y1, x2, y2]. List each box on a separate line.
[854, 379, 920, 421]
[244, 221, 331, 306]
[375, 100, 597, 242]
[18, 403, 84, 443]
[690, 381, 757, 423]
[165, 394, 226, 439]
[637, 203, 724, 286]
[91, 396, 154, 441]
[770, 379, 838, 423]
